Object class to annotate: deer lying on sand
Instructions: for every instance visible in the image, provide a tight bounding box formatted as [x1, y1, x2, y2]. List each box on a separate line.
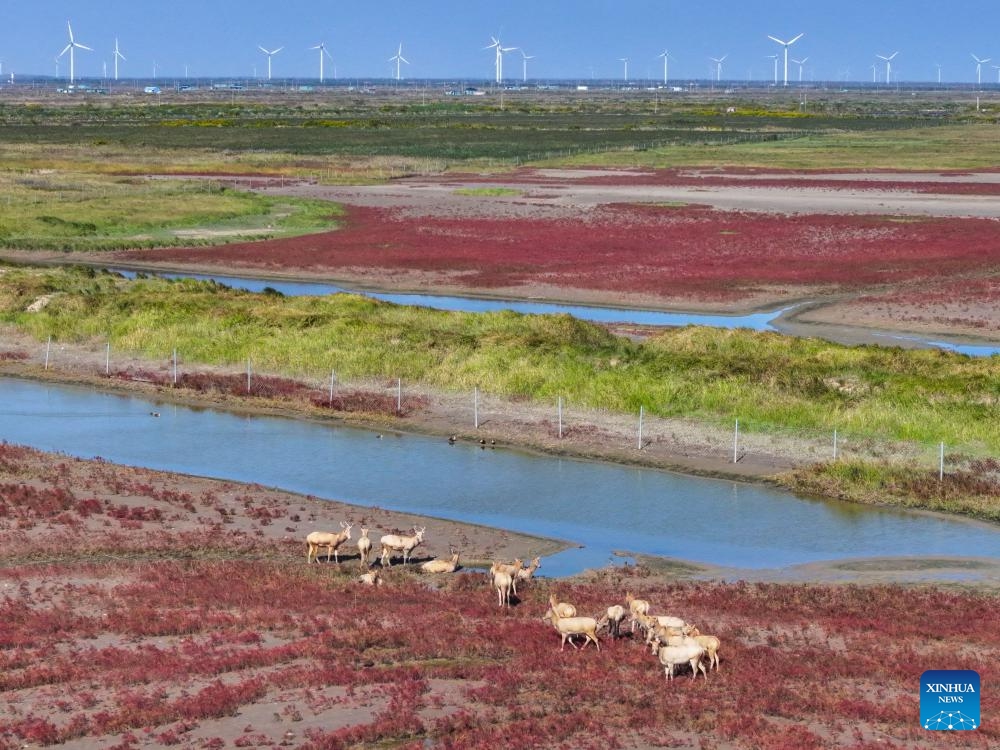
[420, 548, 461, 574]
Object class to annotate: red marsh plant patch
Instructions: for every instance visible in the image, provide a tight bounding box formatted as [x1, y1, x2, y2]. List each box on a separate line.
[127, 204, 1000, 303]
[0, 561, 996, 749]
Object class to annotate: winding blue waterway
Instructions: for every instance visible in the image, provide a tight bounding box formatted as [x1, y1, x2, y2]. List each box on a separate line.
[4, 376, 998, 577]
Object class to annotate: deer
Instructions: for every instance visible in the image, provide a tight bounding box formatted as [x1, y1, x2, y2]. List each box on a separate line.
[542, 593, 578, 620]
[493, 568, 515, 608]
[356, 527, 373, 568]
[380, 526, 426, 566]
[515, 557, 542, 589]
[305, 522, 353, 564]
[625, 591, 651, 632]
[420, 547, 461, 574]
[544, 604, 600, 652]
[359, 568, 382, 586]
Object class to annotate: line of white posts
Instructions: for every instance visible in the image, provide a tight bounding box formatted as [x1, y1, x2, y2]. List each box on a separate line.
[41, 340, 956, 478]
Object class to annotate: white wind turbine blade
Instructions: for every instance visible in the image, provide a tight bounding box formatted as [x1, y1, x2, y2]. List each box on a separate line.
[76, 43, 93, 52]
[787, 33, 804, 46]
[767, 35, 785, 45]
[67, 21, 75, 43]
[59, 44, 72, 58]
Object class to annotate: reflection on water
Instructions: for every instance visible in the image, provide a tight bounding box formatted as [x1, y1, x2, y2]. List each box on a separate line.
[3, 377, 999, 577]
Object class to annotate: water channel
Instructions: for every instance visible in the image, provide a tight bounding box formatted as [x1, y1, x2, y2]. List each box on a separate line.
[4, 376, 999, 578]
[113, 269, 1000, 357]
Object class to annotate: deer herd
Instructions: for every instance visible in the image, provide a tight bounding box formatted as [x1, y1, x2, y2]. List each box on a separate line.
[306, 522, 721, 681]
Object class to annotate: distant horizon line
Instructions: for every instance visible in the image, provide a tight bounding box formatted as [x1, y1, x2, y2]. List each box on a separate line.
[4, 75, 999, 88]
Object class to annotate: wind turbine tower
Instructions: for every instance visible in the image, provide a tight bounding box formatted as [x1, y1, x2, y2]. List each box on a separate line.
[791, 57, 808, 83]
[971, 54, 991, 86]
[620, 57, 629, 82]
[657, 49, 674, 85]
[765, 54, 778, 85]
[710, 55, 727, 83]
[767, 33, 803, 86]
[485, 36, 517, 84]
[58, 21, 92, 84]
[310, 42, 333, 83]
[876, 52, 898, 84]
[112, 38, 126, 81]
[389, 43, 409, 81]
[258, 46, 283, 80]
[935, 63, 942, 84]
[520, 50, 534, 83]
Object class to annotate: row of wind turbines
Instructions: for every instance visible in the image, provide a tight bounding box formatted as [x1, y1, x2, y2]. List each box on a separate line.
[49, 21, 1000, 88]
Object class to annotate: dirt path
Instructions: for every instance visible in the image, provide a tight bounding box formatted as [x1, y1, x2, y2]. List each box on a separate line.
[258, 170, 1000, 219]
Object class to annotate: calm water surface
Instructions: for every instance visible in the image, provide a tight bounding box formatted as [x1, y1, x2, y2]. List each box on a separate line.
[4, 377, 999, 577]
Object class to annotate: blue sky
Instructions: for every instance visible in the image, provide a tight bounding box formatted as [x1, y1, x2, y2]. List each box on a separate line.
[2, 1, 999, 83]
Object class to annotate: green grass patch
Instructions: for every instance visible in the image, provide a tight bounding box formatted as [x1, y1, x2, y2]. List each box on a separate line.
[779, 458, 1000, 524]
[0, 173, 340, 252]
[549, 124, 1000, 171]
[453, 187, 523, 197]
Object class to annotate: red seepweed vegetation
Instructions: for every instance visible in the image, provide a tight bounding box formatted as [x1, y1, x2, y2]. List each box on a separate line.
[0, 559, 996, 749]
[108, 368, 427, 417]
[130, 202, 1000, 304]
[1, 443, 997, 749]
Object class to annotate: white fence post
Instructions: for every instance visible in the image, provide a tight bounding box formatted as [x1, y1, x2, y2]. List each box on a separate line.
[558, 397, 563, 439]
[833, 429, 838, 461]
[939, 442, 945, 481]
[173, 348, 178, 385]
[247, 358, 252, 393]
[105, 341, 111, 376]
[397, 378, 402, 413]
[733, 419, 739, 463]
[45, 336, 51, 370]
[638, 405, 644, 450]
[329, 370, 336, 406]
[474, 387, 479, 429]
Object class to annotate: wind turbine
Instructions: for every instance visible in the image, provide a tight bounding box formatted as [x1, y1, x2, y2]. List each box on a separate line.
[619, 57, 629, 82]
[389, 43, 409, 81]
[993, 64, 1000, 84]
[485, 35, 517, 84]
[58, 21, 92, 84]
[765, 54, 778, 85]
[870, 63, 877, 84]
[876, 52, 898, 84]
[767, 33, 803, 86]
[519, 50, 534, 83]
[934, 63, 942, 84]
[791, 56, 808, 83]
[971, 54, 991, 86]
[657, 49, 674, 85]
[258, 45, 283, 80]
[709, 54, 727, 83]
[310, 42, 333, 83]
[113, 38, 126, 81]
